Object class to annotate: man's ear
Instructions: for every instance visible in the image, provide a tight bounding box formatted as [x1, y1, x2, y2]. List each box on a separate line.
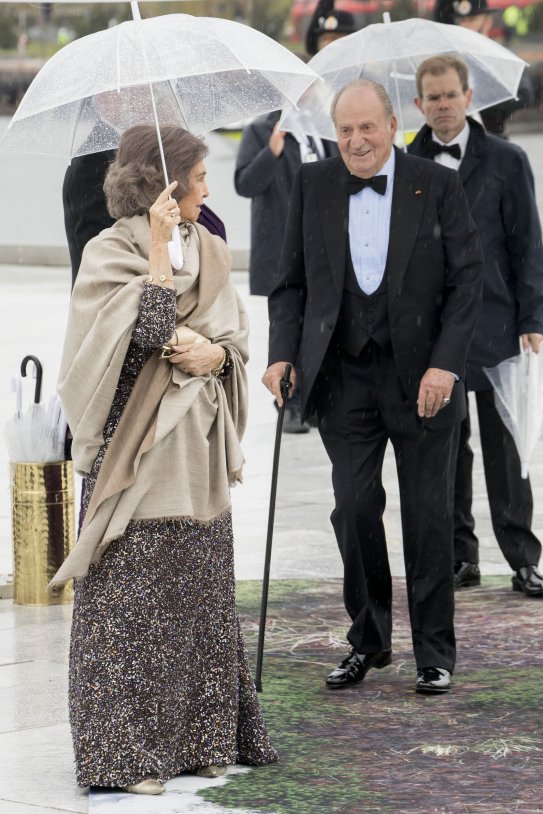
[414, 96, 423, 113]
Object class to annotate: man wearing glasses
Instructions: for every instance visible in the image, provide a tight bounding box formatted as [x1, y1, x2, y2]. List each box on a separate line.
[410, 55, 543, 597]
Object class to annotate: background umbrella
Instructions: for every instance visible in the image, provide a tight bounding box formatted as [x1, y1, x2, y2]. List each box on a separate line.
[279, 15, 527, 141]
[0, 10, 318, 267]
[4, 355, 46, 463]
[483, 349, 543, 479]
[255, 364, 292, 693]
[3, 355, 67, 464]
[0, 13, 318, 158]
[4, 375, 25, 463]
[19, 355, 48, 463]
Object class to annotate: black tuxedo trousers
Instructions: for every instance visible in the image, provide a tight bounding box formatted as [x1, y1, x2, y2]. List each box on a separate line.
[315, 341, 458, 673]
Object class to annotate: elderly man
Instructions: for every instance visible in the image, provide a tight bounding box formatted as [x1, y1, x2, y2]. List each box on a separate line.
[410, 55, 543, 597]
[263, 80, 483, 694]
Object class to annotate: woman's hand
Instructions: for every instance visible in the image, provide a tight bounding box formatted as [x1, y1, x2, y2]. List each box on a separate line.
[168, 343, 225, 377]
[149, 181, 181, 245]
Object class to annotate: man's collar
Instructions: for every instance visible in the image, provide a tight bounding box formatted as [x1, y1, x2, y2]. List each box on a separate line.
[380, 148, 396, 179]
[343, 145, 395, 185]
[431, 121, 470, 157]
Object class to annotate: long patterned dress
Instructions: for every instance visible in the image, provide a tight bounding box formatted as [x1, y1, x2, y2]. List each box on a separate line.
[69, 283, 277, 788]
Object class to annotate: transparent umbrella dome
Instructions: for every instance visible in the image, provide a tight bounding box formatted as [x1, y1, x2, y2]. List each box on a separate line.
[279, 16, 527, 140]
[0, 13, 318, 158]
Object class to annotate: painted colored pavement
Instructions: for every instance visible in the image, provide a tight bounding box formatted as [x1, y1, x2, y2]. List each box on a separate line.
[84, 578, 543, 814]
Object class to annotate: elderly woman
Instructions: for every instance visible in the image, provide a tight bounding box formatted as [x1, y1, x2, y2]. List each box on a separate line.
[53, 125, 277, 794]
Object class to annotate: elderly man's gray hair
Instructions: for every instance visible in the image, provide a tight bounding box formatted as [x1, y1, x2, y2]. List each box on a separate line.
[331, 80, 395, 122]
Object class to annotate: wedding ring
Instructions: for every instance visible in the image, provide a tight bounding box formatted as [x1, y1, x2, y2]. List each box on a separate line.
[443, 397, 451, 405]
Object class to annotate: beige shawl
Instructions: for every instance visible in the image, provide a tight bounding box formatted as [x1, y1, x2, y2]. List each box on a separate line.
[52, 215, 248, 584]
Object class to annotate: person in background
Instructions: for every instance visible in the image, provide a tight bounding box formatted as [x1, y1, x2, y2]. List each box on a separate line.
[432, 0, 535, 137]
[235, 109, 338, 432]
[305, 0, 356, 56]
[410, 55, 543, 597]
[54, 124, 277, 794]
[264, 80, 483, 694]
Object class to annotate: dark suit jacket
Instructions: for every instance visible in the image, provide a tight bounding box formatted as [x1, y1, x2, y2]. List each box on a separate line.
[63, 149, 227, 288]
[268, 147, 484, 429]
[63, 149, 116, 287]
[409, 118, 543, 390]
[234, 111, 338, 296]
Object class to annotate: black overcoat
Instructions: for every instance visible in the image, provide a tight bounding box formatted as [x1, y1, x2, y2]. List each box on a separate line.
[234, 111, 337, 296]
[409, 118, 543, 390]
[268, 148, 484, 429]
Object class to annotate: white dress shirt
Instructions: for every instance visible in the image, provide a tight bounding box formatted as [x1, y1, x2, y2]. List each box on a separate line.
[348, 149, 395, 295]
[293, 132, 325, 163]
[431, 121, 470, 170]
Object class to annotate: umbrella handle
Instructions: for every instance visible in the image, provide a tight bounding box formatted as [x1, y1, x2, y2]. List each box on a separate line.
[168, 226, 184, 270]
[21, 355, 43, 404]
[280, 363, 292, 402]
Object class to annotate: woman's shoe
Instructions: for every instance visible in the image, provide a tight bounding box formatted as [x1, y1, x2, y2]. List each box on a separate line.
[122, 778, 166, 794]
[196, 765, 227, 778]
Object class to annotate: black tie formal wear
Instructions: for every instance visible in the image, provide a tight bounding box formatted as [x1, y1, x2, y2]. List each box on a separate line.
[304, 160, 476, 673]
[268, 150, 483, 672]
[424, 142, 461, 161]
[409, 119, 543, 575]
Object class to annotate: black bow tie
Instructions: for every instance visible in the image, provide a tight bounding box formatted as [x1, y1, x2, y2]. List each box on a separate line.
[347, 174, 387, 196]
[426, 140, 461, 160]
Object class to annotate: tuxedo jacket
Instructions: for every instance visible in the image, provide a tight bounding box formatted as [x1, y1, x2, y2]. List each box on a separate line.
[409, 118, 543, 390]
[268, 147, 484, 429]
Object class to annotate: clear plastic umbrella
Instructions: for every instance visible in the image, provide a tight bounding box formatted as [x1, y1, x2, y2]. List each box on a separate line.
[0, 13, 318, 159]
[483, 349, 543, 479]
[4, 358, 68, 463]
[4, 356, 49, 463]
[4, 375, 25, 463]
[0, 10, 317, 267]
[279, 15, 527, 141]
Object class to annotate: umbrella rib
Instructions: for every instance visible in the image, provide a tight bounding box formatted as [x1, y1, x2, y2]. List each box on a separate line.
[200, 20, 251, 76]
[166, 77, 191, 132]
[68, 96, 84, 163]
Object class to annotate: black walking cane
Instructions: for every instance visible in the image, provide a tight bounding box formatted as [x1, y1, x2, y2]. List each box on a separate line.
[255, 363, 292, 692]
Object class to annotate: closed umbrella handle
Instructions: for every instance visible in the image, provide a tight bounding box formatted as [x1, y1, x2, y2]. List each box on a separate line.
[21, 355, 43, 404]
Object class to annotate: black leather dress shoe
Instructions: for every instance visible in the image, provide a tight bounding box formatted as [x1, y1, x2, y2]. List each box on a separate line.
[512, 565, 543, 597]
[453, 561, 481, 590]
[326, 649, 392, 689]
[416, 667, 451, 694]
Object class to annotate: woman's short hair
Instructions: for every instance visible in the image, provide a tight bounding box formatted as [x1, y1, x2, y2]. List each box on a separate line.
[104, 125, 208, 219]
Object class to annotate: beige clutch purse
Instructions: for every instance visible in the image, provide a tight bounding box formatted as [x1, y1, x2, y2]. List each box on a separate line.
[161, 326, 210, 358]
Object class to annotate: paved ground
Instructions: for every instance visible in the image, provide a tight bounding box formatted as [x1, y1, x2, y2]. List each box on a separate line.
[0, 128, 542, 813]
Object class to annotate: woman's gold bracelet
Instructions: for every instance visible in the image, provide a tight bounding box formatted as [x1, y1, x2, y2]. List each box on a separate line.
[211, 347, 227, 378]
[147, 274, 173, 283]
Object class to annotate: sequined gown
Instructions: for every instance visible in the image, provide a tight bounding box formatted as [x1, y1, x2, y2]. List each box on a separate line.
[69, 283, 277, 788]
